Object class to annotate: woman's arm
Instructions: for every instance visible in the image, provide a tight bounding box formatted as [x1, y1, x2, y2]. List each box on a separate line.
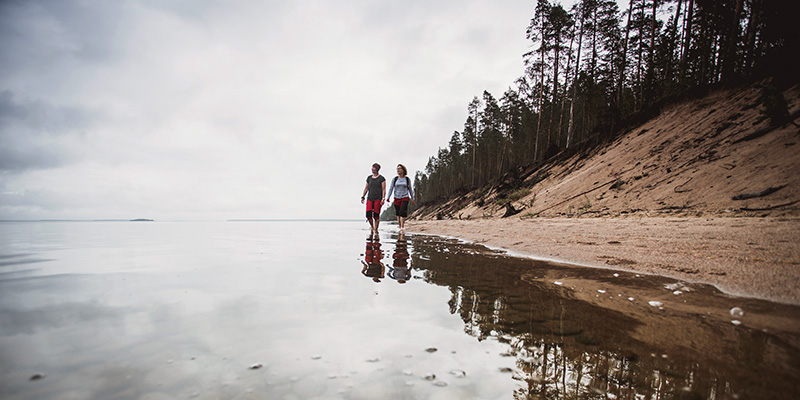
[382, 179, 388, 203]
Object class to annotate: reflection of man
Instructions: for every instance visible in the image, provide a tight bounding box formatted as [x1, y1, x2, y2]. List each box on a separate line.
[361, 233, 385, 282]
[388, 231, 411, 284]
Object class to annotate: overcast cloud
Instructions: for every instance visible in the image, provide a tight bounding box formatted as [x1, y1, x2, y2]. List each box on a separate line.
[1, 0, 544, 220]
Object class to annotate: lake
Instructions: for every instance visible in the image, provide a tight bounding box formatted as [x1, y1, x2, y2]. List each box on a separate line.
[1, 220, 798, 399]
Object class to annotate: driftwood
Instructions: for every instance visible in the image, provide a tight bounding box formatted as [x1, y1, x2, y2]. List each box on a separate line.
[740, 200, 800, 211]
[674, 177, 693, 193]
[502, 203, 523, 218]
[732, 185, 786, 200]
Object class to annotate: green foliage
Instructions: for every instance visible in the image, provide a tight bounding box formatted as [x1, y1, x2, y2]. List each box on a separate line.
[495, 188, 532, 208]
[759, 82, 791, 127]
[579, 195, 592, 212]
[528, 171, 550, 186]
[510, 188, 532, 201]
[495, 196, 511, 207]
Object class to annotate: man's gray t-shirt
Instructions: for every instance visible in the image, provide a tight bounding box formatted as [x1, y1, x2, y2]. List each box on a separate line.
[366, 175, 385, 200]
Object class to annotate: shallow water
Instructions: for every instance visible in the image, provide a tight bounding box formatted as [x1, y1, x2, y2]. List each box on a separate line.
[1, 221, 798, 399]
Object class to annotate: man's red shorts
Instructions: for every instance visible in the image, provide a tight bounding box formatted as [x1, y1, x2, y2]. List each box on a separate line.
[366, 199, 382, 217]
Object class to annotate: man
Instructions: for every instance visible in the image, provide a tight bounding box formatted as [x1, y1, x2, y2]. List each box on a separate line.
[361, 163, 386, 234]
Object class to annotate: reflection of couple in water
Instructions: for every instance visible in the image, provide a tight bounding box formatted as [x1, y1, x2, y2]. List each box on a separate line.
[361, 231, 412, 284]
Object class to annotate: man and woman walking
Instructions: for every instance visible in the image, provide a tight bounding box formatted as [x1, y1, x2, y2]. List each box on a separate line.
[361, 163, 415, 233]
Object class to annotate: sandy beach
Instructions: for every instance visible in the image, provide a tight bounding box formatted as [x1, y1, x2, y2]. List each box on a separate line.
[408, 216, 800, 305]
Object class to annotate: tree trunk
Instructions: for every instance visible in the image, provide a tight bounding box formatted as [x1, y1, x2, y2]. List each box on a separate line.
[567, 4, 585, 149]
[559, 22, 576, 148]
[679, 0, 694, 83]
[590, 6, 597, 80]
[552, 32, 561, 104]
[721, 0, 743, 81]
[548, 24, 562, 151]
[743, 0, 760, 74]
[697, 5, 710, 85]
[536, 68, 545, 161]
[535, 5, 546, 162]
[618, 0, 634, 105]
[665, 0, 683, 84]
[646, 0, 657, 101]
[636, 0, 645, 109]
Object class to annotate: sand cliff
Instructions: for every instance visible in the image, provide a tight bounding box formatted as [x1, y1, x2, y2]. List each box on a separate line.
[409, 81, 800, 304]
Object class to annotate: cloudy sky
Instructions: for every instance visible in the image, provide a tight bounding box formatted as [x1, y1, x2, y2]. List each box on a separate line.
[1, 0, 552, 221]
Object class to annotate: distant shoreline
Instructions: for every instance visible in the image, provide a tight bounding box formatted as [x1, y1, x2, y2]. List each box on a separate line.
[0, 219, 362, 222]
[226, 219, 361, 222]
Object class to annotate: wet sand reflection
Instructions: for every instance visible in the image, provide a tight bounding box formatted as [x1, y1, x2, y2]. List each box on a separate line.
[407, 233, 800, 399]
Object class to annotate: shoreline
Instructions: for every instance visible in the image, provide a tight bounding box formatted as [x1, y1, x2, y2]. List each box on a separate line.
[407, 216, 800, 305]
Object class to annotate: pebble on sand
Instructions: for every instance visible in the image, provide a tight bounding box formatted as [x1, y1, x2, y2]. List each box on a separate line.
[450, 370, 467, 378]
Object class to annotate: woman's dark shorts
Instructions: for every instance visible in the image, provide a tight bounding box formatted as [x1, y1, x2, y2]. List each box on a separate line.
[393, 197, 410, 217]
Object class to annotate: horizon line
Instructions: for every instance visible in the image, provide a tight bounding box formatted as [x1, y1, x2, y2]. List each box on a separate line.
[0, 218, 362, 222]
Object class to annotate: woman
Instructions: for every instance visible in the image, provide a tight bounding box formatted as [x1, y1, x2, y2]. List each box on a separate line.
[361, 163, 386, 233]
[386, 164, 415, 231]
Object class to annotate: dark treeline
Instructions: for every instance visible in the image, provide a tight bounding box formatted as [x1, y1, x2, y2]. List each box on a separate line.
[414, 0, 798, 205]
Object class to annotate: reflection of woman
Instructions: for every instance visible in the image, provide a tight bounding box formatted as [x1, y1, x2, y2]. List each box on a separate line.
[388, 231, 411, 284]
[386, 164, 415, 231]
[361, 234, 385, 282]
[361, 163, 386, 234]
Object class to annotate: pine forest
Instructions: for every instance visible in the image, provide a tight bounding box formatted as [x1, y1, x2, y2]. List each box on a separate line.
[411, 0, 798, 207]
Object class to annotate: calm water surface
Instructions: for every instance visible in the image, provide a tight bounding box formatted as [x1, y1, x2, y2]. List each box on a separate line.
[1, 221, 798, 399]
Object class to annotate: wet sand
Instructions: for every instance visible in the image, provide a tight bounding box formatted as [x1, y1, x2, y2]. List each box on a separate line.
[407, 216, 800, 305]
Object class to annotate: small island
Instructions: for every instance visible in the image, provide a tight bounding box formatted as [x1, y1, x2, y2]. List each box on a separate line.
[129, 219, 154, 222]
